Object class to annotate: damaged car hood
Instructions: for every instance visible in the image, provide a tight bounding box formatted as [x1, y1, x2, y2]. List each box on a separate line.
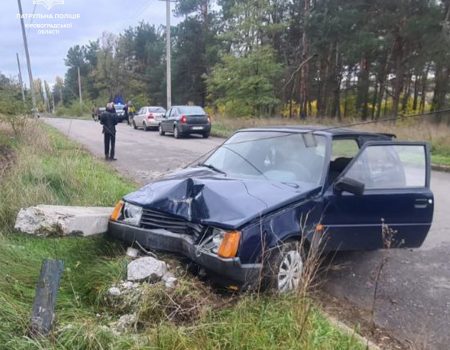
[124, 167, 320, 229]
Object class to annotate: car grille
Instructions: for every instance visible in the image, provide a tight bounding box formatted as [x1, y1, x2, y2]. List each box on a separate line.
[140, 208, 204, 236]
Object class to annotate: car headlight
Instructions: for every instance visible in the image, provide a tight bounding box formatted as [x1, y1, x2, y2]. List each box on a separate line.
[122, 202, 142, 226]
[211, 229, 226, 254]
[210, 228, 241, 258]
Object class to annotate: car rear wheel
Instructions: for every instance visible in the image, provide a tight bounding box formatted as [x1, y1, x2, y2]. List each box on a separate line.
[174, 126, 181, 139]
[143, 122, 149, 131]
[262, 241, 304, 293]
[202, 132, 210, 139]
[159, 124, 165, 136]
[133, 121, 137, 130]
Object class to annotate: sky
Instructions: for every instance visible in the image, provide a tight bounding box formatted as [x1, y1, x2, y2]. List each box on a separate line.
[0, 0, 180, 86]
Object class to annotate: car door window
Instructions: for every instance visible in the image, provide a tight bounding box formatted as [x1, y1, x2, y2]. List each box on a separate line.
[344, 144, 427, 189]
[332, 139, 359, 160]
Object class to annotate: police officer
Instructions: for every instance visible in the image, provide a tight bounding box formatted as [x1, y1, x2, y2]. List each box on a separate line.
[100, 102, 118, 161]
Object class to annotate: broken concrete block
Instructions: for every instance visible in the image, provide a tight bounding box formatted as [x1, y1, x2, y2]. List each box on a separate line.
[115, 313, 136, 333]
[164, 276, 178, 289]
[14, 205, 114, 237]
[127, 257, 167, 282]
[162, 272, 177, 289]
[108, 287, 121, 297]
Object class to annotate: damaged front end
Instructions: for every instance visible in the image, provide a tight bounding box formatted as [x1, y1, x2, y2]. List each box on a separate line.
[108, 195, 262, 288]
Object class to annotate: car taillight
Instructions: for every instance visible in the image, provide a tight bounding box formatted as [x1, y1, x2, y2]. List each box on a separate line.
[207, 115, 211, 123]
[180, 115, 187, 123]
[147, 113, 154, 119]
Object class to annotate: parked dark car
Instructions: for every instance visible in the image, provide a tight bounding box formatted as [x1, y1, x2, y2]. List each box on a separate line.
[109, 126, 434, 292]
[159, 105, 211, 139]
[115, 103, 127, 122]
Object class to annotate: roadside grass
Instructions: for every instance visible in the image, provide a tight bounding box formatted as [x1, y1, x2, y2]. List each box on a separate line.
[0, 120, 365, 349]
[211, 115, 450, 166]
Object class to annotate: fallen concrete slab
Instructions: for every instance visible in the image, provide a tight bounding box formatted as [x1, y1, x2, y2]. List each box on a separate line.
[15, 205, 114, 237]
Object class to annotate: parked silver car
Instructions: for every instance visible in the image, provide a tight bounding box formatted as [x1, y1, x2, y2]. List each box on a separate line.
[133, 106, 166, 131]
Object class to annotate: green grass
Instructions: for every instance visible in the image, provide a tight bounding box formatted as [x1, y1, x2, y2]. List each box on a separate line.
[0, 120, 365, 349]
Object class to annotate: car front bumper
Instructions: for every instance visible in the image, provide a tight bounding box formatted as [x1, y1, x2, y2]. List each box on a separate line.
[108, 221, 261, 288]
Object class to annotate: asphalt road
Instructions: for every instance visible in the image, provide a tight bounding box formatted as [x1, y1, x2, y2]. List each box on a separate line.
[46, 118, 450, 349]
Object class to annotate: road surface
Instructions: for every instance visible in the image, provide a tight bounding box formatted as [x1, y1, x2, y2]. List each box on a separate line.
[46, 118, 450, 349]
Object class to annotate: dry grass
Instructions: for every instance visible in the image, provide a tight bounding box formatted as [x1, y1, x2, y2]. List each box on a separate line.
[211, 115, 450, 165]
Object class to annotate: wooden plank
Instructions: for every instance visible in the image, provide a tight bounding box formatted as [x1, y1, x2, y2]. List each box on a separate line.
[29, 259, 64, 337]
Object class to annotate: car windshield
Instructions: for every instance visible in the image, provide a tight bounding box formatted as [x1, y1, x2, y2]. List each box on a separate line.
[203, 131, 327, 186]
[150, 107, 166, 113]
[115, 105, 124, 111]
[178, 106, 205, 115]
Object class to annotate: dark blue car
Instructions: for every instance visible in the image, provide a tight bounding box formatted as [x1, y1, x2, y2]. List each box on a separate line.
[109, 126, 434, 292]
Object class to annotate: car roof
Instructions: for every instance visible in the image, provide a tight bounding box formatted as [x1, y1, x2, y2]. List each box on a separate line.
[237, 125, 396, 138]
[172, 105, 203, 108]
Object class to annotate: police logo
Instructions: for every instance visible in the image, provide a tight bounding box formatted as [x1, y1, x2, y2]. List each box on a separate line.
[32, 0, 65, 10]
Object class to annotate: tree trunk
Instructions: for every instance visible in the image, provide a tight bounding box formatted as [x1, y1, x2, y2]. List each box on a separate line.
[343, 66, 353, 119]
[431, 64, 450, 122]
[299, 0, 310, 119]
[412, 69, 420, 111]
[391, 38, 404, 120]
[371, 80, 379, 120]
[356, 56, 370, 120]
[401, 72, 412, 113]
[419, 65, 430, 114]
[331, 43, 342, 119]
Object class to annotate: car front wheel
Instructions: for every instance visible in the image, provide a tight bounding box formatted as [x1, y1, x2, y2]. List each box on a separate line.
[263, 241, 304, 293]
[159, 124, 165, 136]
[133, 121, 137, 130]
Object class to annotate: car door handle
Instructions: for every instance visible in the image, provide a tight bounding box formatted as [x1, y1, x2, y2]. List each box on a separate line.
[414, 198, 430, 209]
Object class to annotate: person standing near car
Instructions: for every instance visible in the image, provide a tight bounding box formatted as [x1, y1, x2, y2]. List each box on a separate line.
[100, 102, 118, 161]
[123, 102, 130, 125]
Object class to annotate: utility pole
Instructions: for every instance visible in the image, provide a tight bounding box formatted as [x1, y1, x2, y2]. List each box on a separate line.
[16, 53, 25, 102]
[77, 66, 83, 106]
[165, 0, 172, 109]
[17, 0, 36, 113]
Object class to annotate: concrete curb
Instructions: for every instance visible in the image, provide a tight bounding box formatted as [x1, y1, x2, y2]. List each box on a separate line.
[431, 164, 450, 173]
[323, 313, 381, 350]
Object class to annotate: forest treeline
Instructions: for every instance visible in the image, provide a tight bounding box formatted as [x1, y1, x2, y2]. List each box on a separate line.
[53, 0, 450, 121]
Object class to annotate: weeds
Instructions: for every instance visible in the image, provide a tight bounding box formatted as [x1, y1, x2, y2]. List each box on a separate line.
[369, 219, 397, 331]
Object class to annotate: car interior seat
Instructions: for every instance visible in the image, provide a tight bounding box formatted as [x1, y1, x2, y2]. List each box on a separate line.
[327, 157, 353, 186]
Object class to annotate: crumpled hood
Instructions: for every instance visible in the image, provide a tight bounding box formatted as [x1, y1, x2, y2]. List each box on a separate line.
[124, 167, 319, 229]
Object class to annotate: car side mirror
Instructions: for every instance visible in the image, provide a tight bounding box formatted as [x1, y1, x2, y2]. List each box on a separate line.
[334, 177, 365, 195]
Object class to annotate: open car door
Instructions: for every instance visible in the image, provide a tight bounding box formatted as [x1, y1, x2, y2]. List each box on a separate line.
[323, 141, 434, 251]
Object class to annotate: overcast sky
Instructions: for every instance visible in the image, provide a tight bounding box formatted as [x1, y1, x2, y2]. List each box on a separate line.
[1, 0, 179, 86]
